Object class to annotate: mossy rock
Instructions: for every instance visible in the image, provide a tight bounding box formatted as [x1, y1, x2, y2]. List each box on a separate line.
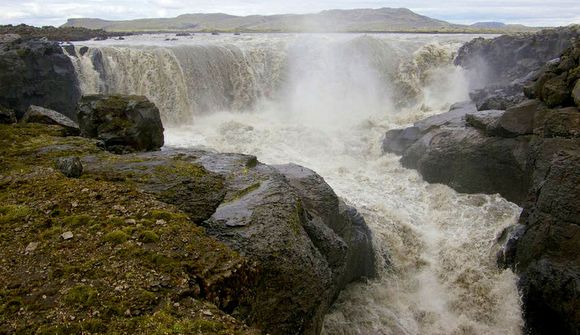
[0, 123, 259, 334]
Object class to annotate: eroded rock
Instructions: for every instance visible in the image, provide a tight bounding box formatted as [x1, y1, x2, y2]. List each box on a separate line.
[77, 95, 164, 154]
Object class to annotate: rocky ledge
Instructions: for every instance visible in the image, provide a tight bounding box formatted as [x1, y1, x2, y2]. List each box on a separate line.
[384, 32, 580, 334]
[0, 92, 375, 334]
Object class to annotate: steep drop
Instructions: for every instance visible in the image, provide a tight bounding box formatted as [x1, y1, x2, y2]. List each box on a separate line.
[71, 33, 523, 335]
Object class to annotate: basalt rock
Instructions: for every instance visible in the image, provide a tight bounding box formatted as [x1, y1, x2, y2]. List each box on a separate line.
[77, 95, 164, 154]
[388, 38, 580, 334]
[455, 25, 579, 89]
[22, 105, 80, 136]
[0, 38, 81, 120]
[84, 149, 376, 335]
[0, 106, 16, 124]
[382, 101, 476, 155]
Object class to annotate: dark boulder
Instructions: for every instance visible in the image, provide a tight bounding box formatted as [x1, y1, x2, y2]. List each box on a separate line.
[495, 99, 545, 137]
[22, 105, 80, 136]
[77, 95, 164, 154]
[400, 127, 530, 204]
[55, 156, 83, 178]
[83, 150, 376, 335]
[0, 39, 80, 120]
[382, 127, 421, 155]
[0, 106, 16, 124]
[504, 145, 580, 334]
[382, 101, 476, 155]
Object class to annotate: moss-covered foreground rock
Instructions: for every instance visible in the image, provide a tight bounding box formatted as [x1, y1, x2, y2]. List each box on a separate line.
[0, 122, 376, 334]
[0, 124, 259, 334]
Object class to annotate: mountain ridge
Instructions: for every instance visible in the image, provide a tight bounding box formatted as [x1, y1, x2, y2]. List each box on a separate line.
[62, 8, 539, 33]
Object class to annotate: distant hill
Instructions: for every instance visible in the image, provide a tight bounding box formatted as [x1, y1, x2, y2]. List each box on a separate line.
[471, 22, 507, 28]
[62, 8, 539, 33]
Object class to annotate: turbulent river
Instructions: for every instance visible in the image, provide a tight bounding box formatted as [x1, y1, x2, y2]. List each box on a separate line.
[68, 33, 523, 334]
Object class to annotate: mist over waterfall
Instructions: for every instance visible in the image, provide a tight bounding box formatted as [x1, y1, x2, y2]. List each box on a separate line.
[69, 33, 523, 334]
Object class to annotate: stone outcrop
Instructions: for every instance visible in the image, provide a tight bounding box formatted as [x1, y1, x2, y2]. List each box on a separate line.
[0, 38, 80, 120]
[84, 149, 376, 335]
[385, 39, 580, 334]
[77, 95, 165, 154]
[22, 105, 80, 136]
[455, 25, 580, 111]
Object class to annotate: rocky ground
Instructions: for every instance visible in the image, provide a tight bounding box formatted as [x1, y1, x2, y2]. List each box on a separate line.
[0, 50, 376, 335]
[384, 27, 580, 334]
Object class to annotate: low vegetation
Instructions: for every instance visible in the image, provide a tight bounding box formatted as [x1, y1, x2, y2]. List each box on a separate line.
[0, 123, 259, 334]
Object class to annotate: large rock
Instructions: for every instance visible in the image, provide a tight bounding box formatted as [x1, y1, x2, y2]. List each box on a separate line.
[400, 127, 530, 204]
[382, 101, 476, 155]
[495, 99, 545, 137]
[0, 106, 16, 124]
[77, 95, 164, 154]
[84, 150, 376, 335]
[0, 39, 80, 120]
[22, 105, 80, 135]
[502, 143, 580, 335]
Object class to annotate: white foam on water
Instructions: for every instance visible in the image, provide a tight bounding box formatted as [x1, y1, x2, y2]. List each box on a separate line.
[72, 33, 523, 335]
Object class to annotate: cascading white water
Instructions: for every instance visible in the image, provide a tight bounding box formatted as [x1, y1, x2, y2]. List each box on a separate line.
[70, 33, 523, 335]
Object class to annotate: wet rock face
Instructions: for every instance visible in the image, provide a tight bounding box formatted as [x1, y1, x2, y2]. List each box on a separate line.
[456, 26, 580, 113]
[508, 145, 580, 335]
[77, 95, 164, 154]
[84, 150, 376, 335]
[0, 38, 81, 120]
[387, 38, 580, 334]
[455, 26, 579, 88]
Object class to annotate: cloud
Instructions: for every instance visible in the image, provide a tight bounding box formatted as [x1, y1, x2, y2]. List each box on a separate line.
[0, 0, 578, 27]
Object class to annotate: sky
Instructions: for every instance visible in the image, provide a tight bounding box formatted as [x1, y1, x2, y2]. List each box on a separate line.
[0, 0, 579, 27]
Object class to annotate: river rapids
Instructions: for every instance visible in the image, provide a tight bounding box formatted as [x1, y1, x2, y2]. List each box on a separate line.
[67, 33, 523, 335]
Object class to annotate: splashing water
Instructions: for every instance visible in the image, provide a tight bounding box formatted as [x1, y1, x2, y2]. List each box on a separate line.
[70, 33, 522, 335]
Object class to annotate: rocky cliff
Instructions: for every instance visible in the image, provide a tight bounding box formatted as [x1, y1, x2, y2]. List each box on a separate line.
[383, 32, 580, 334]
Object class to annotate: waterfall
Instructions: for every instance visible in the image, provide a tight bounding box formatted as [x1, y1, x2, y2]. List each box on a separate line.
[68, 33, 523, 335]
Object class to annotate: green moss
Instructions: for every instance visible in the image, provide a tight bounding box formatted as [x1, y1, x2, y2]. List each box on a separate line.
[139, 230, 160, 243]
[62, 215, 92, 227]
[150, 210, 186, 221]
[39, 225, 63, 240]
[154, 161, 207, 179]
[104, 230, 130, 245]
[0, 205, 31, 225]
[63, 285, 98, 308]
